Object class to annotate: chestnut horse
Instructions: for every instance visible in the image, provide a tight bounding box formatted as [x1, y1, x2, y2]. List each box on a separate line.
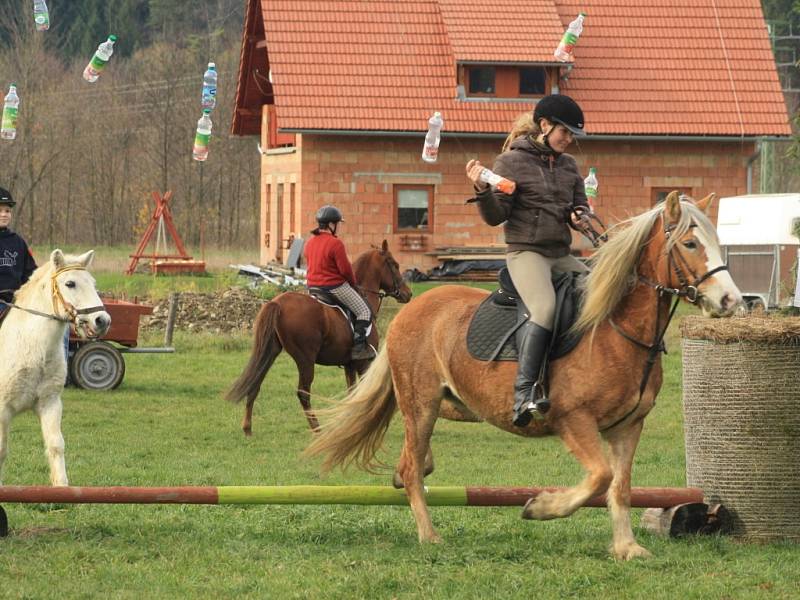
[226, 240, 412, 433]
[306, 193, 742, 559]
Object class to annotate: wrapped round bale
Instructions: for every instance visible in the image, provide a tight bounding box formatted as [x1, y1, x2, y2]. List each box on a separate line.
[681, 315, 800, 541]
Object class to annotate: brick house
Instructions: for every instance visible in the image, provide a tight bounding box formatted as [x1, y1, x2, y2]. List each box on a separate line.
[232, 0, 791, 270]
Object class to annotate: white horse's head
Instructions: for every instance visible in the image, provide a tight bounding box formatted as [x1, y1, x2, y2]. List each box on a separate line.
[51, 249, 111, 339]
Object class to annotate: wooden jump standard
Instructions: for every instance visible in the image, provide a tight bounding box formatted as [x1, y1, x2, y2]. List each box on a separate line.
[0, 485, 701, 506]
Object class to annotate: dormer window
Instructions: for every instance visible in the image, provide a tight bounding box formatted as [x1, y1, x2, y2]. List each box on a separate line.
[468, 67, 495, 95]
[462, 64, 551, 100]
[520, 67, 547, 96]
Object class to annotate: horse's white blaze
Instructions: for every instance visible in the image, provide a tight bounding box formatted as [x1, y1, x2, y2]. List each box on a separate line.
[0, 250, 109, 486]
[694, 226, 743, 315]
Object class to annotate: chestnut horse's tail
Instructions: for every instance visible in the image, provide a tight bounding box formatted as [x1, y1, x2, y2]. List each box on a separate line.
[225, 301, 283, 404]
[304, 346, 396, 473]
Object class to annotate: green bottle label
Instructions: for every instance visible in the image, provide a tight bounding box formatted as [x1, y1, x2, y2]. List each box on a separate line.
[561, 31, 578, 47]
[1, 107, 18, 130]
[194, 132, 211, 148]
[90, 55, 108, 72]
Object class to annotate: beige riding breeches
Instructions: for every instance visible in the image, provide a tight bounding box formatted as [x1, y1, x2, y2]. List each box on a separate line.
[506, 250, 589, 330]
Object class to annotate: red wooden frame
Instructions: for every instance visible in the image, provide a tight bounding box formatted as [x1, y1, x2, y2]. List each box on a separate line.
[125, 191, 205, 275]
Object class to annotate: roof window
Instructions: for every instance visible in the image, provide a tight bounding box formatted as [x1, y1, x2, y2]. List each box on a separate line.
[463, 65, 550, 100]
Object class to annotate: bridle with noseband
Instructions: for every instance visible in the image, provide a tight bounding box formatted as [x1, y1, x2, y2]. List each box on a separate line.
[602, 213, 730, 430]
[357, 254, 406, 312]
[0, 266, 105, 329]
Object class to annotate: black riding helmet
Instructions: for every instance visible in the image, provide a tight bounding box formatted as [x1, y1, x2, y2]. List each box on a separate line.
[533, 94, 585, 137]
[315, 205, 344, 225]
[0, 187, 14, 207]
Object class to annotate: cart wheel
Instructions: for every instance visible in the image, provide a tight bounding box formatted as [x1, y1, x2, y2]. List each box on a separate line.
[69, 341, 126, 390]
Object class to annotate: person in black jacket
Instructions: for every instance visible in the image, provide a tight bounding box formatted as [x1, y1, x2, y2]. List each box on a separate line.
[465, 95, 589, 427]
[0, 187, 37, 318]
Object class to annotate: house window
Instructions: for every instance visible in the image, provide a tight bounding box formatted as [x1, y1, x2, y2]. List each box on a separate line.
[468, 67, 495, 95]
[651, 187, 693, 206]
[519, 67, 546, 95]
[394, 185, 433, 232]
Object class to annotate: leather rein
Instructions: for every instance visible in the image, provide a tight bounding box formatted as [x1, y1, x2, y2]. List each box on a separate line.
[0, 266, 105, 326]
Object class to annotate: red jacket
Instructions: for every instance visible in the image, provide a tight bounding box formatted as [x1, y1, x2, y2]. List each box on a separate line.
[304, 231, 357, 287]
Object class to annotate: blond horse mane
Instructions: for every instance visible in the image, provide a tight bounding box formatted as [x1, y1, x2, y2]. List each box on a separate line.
[574, 199, 718, 333]
[14, 252, 86, 305]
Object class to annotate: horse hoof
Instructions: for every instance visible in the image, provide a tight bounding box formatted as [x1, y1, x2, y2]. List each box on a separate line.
[392, 472, 404, 489]
[419, 533, 442, 544]
[612, 543, 652, 561]
[521, 493, 558, 520]
[242, 428, 252, 437]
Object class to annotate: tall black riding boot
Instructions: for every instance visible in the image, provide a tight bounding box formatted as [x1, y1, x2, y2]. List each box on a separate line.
[350, 319, 375, 361]
[512, 321, 552, 427]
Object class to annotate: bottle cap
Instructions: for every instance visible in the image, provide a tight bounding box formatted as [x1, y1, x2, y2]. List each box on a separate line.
[108, 35, 118, 42]
[203, 109, 212, 114]
[209, 62, 216, 69]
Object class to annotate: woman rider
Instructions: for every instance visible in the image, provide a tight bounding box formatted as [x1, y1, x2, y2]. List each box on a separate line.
[466, 94, 590, 427]
[303, 205, 374, 361]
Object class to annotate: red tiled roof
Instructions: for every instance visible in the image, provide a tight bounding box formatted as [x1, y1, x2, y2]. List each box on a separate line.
[438, 0, 565, 63]
[555, 0, 791, 135]
[234, 0, 790, 137]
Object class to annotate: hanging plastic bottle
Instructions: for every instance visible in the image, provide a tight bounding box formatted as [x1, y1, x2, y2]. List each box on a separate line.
[201, 62, 217, 111]
[83, 35, 118, 83]
[1, 84, 20, 141]
[193, 109, 213, 162]
[33, 0, 50, 31]
[421, 111, 443, 163]
[554, 13, 586, 62]
[584, 167, 598, 211]
[479, 168, 516, 195]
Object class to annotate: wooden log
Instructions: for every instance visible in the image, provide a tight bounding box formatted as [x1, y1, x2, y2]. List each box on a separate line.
[640, 502, 718, 537]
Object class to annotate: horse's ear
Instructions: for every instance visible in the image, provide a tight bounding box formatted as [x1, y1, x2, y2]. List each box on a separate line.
[381, 239, 389, 254]
[665, 190, 682, 223]
[694, 192, 715, 215]
[77, 249, 95, 268]
[51, 249, 65, 269]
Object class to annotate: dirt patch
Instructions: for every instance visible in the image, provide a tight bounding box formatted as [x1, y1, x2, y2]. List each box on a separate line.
[141, 287, 265, 334]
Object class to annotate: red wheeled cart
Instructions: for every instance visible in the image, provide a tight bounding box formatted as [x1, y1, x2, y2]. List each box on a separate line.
[68, 299, 174, 390]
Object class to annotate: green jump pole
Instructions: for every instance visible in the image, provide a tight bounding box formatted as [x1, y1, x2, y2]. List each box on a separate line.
[0, 485, 704, 508]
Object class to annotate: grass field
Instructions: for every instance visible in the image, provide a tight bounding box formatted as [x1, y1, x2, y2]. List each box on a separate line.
[1, 265, 798, 599]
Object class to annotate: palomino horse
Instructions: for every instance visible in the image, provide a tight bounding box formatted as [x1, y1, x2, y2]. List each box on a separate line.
[0, 250, 110, 486]
[226, 240, 412, 433]
[306, 193, 742, 559]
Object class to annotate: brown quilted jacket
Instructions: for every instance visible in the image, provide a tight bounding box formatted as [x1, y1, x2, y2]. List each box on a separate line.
[474, 135, 588, 258]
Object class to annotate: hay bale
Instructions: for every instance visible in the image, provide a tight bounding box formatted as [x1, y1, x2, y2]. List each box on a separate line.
[681, 315, 800, 541]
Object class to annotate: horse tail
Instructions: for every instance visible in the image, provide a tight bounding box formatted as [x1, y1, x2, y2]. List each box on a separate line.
[304, 346, 395, 473]
[225, 301, 283, 404]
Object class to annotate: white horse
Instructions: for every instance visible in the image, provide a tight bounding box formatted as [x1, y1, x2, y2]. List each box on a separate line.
[0, 249, 110, 486]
